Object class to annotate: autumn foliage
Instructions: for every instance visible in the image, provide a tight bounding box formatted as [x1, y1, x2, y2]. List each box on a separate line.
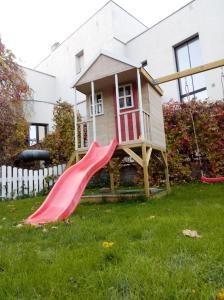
[42, 100, 79, 164]
[162, 100, 224, 183]
[0, 38, 30, 164]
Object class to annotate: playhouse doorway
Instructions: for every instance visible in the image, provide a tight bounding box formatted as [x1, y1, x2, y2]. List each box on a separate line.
[114, 83, 140, 143]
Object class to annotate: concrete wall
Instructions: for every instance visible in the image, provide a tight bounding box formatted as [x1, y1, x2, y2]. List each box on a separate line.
[35, 1, 146, 114]
[22, 66, 56, 130]
[126, 0, 224, 102]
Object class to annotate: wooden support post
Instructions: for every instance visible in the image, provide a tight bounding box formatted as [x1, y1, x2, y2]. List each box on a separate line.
[108, 161, 115, 192]
[137, 68, 145, 141]
[74, 88, 78, 151]
[142, 144, 150, 198]
[91, 81, 96, 141]
[115, 74, 121, 143]
[161, 151, 171, 192]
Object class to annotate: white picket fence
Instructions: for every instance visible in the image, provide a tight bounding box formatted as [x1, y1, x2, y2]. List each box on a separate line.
[0, 164, 66, 200]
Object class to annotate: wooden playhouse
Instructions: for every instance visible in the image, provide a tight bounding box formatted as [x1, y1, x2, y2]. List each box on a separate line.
[71, 51, 170, 198]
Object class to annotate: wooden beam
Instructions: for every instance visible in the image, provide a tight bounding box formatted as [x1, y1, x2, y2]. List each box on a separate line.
[115, 74, 122, 144]
[66, 152, 77, 169]
[91, 81, 96, 141]
[137, 68, 145, 141]
[142, 144, 150, 198]
[121, 146, 143, 167]
[108, 161, 115, 192]
[140, 67, 163, 96]
[146, 147, 152, 167]
[154, 58, 224, 85]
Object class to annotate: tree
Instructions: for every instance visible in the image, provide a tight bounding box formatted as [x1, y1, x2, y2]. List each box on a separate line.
[0, 38, 30, 164]
[42, 100, 80, 164]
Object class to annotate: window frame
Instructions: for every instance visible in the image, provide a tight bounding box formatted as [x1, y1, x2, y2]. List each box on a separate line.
[89, 92, 104, 117]
[75, 49, 84, 74]
[29, 123, 48, 146]
[118, 83, 134, 110]
[174, 35, 207, 101]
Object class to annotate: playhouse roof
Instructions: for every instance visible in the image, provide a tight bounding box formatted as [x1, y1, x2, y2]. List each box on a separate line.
[72, 50, 163, 95]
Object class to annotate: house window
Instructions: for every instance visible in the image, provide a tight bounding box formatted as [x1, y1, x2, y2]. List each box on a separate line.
[118, 84, 134, 109]
[75, 50, 84, 74]
[174, 36, 207, 101]
[29, 124, 48, 146]
[90, 92, 104, 116]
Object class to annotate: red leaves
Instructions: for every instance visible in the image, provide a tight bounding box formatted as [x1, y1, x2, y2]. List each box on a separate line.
[163, 100, 224, 182]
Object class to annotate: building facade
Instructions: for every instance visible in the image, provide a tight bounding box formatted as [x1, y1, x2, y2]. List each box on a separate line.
[22, 0, 224, 144]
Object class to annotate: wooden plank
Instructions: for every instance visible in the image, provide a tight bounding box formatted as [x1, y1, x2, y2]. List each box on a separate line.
[146, 147, 152, 167]
[43, 168, 48, 190]
[33, 170, 39, 195]
[132, 112, 137, 141]
[1, 166, 7, 199]
[124, 113, 129, 142]
[137, 68, 145, 140]
[18, 168, 23, 197]
[28, 169, 33, 195]
[154, 58, 224, 85]
[39, 169, 44, 192]
[12, 167, 18, 199]
[23, 169, 29, 196]
[120, 146, 143, 167]
[7, 166, 12, 199]
[115, 74, 121, 143]
[142, 144, 150, 198]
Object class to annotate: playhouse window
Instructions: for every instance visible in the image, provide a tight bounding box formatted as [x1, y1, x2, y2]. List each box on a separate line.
[90, 92, 104, 116]
[118, 84, 134, 109]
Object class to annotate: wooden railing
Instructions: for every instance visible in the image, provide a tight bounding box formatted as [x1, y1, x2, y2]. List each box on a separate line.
[119, 109, 139, 142]
[77, 118, 92, 149]
[143, 110, 151, 143]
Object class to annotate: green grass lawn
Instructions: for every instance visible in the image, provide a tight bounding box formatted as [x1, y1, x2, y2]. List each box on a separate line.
[0, 184, 224, 300]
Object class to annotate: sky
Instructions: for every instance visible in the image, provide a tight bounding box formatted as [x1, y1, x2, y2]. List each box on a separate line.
[0, 0, 191, 68]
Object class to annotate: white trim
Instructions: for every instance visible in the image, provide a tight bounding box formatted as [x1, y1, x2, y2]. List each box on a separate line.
[72, 50, 141, 87]
[91, 81, 96, 141]
[74, 88, 78, 151]
[137, 68, 145, 140]
[118, 83, 134, 110]
[89, 92, 104, 117]
[115, 74, 121, 143]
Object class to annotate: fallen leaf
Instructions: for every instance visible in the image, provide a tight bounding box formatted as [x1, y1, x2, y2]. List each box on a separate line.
[182, 229, 201, 238]
[16, 224, 23, 228]
[51, 226, 58, 229]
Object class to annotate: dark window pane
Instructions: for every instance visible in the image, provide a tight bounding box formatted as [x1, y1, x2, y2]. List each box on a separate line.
[126, 96, 132, 107]
[119, 98, 124, 108]
[119, 87, 124, 97]
[125, 85, 131, 96]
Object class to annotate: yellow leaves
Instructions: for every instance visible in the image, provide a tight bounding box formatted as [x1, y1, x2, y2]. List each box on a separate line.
[102, 241, 114, 249]
[217, 290, 224, 300]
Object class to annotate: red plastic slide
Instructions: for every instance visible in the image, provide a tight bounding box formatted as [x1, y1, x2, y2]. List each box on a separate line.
[24, 139, 117, 225]
[201, 176, 224, 183]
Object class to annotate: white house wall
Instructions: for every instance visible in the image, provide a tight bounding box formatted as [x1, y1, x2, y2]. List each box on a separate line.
[126, 0, 224, 102]
[35, 2, 146, 111]
[22, 66, 56, 130]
